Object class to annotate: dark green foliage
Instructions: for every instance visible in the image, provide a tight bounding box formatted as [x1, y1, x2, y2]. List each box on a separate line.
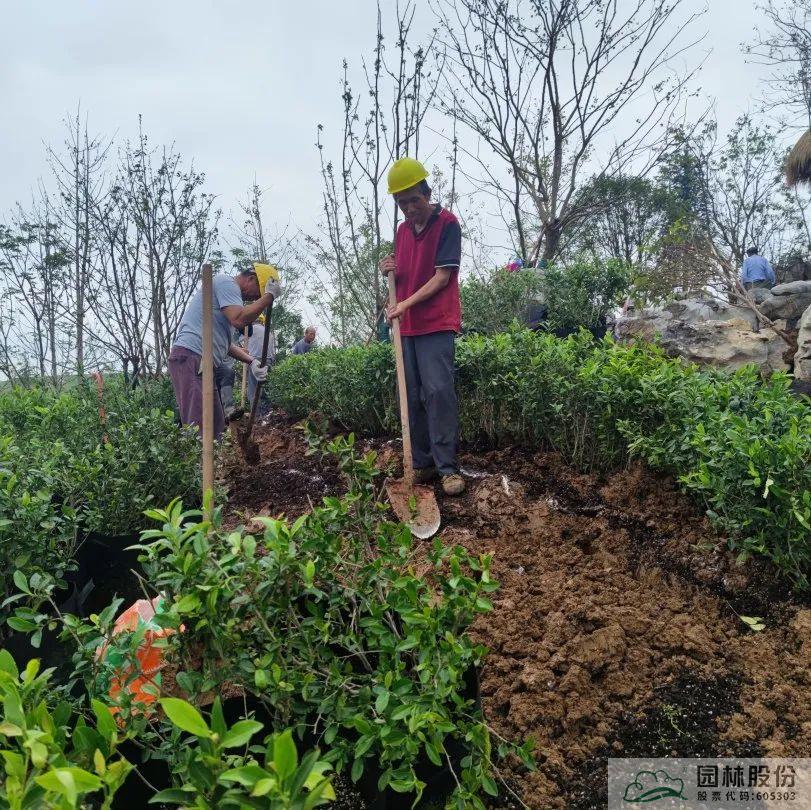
[17, 435, 532, 807]
[270, 332, 811, 588]
[620, 369, 811, 589]
[271, 343, 397, 436]
[0, 378, 201, 629]
[460, 269, 544, 335]
[128, 435, 529, 806]
[0, 651, 132, 808]
[539, 259, 630, 334]
[0, 377, 200, 534]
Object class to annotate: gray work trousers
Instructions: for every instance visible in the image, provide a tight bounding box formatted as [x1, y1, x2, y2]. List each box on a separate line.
[401, 331, 459, 475]
[214, 363, 236, 410]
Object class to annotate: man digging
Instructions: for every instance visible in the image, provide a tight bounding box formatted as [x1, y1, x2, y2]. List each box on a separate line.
[380, 157, 465, 496]
[168, 263, 282, 440]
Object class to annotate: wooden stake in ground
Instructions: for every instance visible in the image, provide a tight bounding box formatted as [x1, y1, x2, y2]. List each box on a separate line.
[384, 267, 440, 539]
[201, 263, 214, 518]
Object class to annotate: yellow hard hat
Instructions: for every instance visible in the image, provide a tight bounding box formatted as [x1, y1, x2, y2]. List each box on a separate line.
[252, 262, 279, 291]
[257, 314, 266, 325]
[387, 157, 429, 195]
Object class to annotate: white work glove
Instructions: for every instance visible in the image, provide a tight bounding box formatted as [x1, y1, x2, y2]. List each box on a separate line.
[250, 358, 268, 382]
[264, 277, 282, 300]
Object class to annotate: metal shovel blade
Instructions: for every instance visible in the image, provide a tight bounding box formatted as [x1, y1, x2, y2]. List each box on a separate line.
[231, 418, 260, 465]
[384, 478, 441, 539]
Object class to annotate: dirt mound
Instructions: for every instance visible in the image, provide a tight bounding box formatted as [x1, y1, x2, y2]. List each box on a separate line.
[222, 425, 810, 809]
[221, 418, 344, 523]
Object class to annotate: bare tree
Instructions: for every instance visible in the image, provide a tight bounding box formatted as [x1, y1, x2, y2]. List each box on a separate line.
[748, 0, 811, 129]
[85, 181, 153, 380]
[114, 120, 219, 370]
[228, 182, 300, 300]
[46, 108, 110, 374]
[0, 198, 68, 382]
[226, 182, 304, 354]
[79, 122, 220, 378]
[434, 0, 704, 264]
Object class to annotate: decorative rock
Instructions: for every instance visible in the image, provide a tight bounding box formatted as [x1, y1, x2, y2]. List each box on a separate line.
[663, 294, 757, 330]
[776, 261, 810, 285]
[615, 294, 791, 375]
[794, 304, 811, 382]
[759, 292, 811, 321]
[770, 280, 811, 296]
[749, 287, 773, 304]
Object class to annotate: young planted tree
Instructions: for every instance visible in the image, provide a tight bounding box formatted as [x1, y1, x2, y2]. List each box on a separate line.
[108, 122, 219, 373]
[46, 109, 110, 375]
[86, 179, 154, 380]
[228, 182, 303, 355]
[434, 0, 703, 264]
[692, 116, 803, 267]
[566, 175, 674, 301]
[0, 200, 68, 383]
[307, 0, 440, 345]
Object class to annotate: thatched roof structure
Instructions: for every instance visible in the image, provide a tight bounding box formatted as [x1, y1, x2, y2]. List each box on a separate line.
[786, 128, 811, 187]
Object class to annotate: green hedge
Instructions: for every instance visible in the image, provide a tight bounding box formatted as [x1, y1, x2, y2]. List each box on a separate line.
[0, 378, 202, 629]
[0, 377, 200, 536]
[270, 331, 811, 589]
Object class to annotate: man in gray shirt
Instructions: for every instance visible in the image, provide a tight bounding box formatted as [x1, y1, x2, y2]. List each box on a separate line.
[291, 326, 317, 355]
[169, 263, 282, 439]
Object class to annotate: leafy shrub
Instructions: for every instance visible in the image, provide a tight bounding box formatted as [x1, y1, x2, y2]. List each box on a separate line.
[621, 371, 811, 589]
[0, 377, 201, 630]
[460, 269, 544, 335]
[0, 650, 132, 809]
[540, 258, 630, 334]
[272, 343, 396, 436]
[14, 435, 533, 807]
[0, 648, 334, 808]
[270, 332, 811, 588]
[154, 701, 335, 807]
[0, 437, 79, 635]
[127, 435, 531, 806]
[0, 378, 200, 535]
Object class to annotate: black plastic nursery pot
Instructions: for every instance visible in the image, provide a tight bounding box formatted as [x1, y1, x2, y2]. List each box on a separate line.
[2, 567, 95, 674]
[355, 666, 482, 809]
[108, 666, 481, 808]
[74, 531, 144, 615]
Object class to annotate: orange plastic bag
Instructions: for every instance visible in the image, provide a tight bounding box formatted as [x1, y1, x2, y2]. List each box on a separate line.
[96, 596, 180, 713]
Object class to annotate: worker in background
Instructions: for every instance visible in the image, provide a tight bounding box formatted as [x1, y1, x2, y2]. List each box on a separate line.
[741, 246, 776, 290]
[214, 359, 239, 421]
[246, 314, 276, 408]
[380, 157, 465, 496]
[291, 326, 317, 355]
[168, 263, 282, 439]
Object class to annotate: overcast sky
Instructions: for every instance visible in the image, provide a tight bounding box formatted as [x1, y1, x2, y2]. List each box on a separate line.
[0, 0, 776, 283]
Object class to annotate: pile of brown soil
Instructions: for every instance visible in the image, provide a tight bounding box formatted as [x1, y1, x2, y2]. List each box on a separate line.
[221, 423, 811, 809]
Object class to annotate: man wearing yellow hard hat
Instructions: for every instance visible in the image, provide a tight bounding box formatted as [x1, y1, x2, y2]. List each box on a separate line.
[380, 157, 465, 496]
[168, 262, 281, 439]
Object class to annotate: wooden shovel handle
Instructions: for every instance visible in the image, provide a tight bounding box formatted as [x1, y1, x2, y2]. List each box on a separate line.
[387, 269, 414, 485]
[244, 300, 274, 437]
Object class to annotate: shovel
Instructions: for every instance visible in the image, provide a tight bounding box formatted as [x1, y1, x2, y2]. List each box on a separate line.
[238, 300, 274, 464]
[384, 268, 441, 539]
